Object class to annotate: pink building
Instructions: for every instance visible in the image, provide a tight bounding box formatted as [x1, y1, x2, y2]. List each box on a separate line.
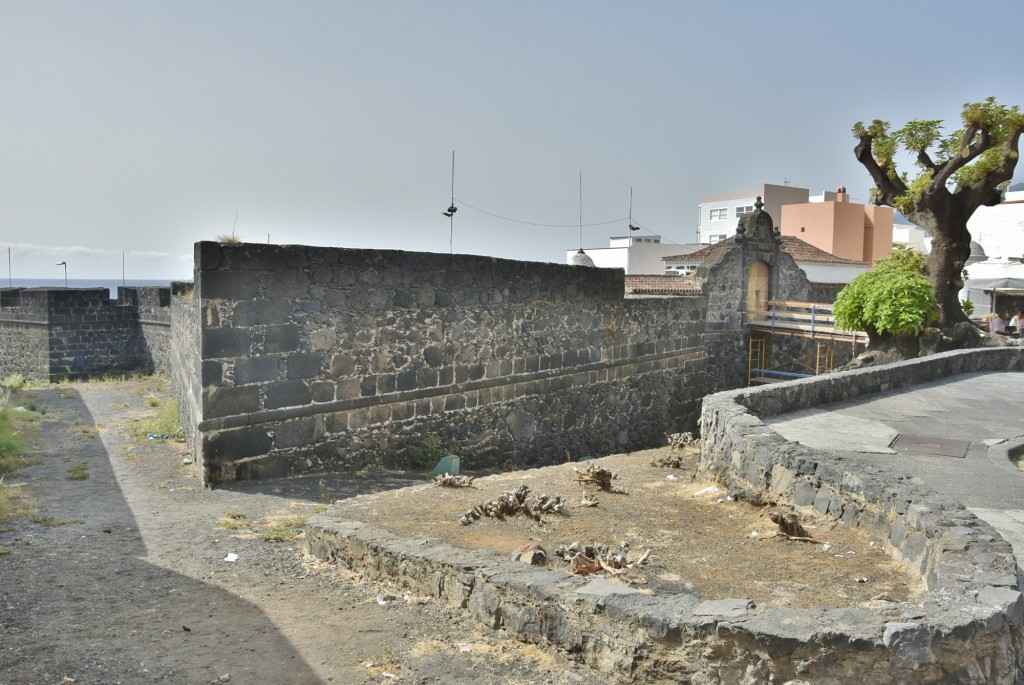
[780, 187, 893, 265]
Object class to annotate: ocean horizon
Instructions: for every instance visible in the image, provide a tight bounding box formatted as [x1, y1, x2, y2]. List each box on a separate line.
[3, 278, 183, 299]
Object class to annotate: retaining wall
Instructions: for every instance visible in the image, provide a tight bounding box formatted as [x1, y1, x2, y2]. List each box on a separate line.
[306, 348, 1024, 683]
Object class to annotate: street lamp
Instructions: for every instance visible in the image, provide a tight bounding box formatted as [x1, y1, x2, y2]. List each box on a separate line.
[56, 261, 67, 287]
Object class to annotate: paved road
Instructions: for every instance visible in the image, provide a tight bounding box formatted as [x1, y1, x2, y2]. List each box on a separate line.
[765, 371, 1024, 559]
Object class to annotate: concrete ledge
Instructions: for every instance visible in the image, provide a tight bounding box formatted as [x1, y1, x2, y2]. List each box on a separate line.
[305, 348, 1024, 682]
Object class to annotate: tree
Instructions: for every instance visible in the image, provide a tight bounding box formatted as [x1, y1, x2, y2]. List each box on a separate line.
[834, 246, 938, 341]
[853, 98, 1024, 327]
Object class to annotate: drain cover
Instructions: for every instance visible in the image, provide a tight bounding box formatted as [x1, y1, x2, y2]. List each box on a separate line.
[889, 434, 970, 458]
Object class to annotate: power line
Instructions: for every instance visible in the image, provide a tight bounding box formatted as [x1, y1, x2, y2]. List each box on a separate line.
[454, 197, 628, 228]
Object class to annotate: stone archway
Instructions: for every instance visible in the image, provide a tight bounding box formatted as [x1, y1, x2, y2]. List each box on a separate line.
[746, 260, 770, 322]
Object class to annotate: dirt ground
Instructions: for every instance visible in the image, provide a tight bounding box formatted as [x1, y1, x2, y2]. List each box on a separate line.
[0, 379, 609, 685]
[332, 451, 921, 610]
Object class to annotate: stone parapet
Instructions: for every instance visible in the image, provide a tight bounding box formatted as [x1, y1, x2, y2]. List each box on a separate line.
[305, 348, 1024, 683]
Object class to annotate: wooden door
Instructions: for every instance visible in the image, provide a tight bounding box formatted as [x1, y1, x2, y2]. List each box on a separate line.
[747, 261, 769, 322]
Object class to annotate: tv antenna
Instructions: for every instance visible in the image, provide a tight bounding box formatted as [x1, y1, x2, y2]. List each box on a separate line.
[628, 187, 640, 232]
[442, 151, 457, 254]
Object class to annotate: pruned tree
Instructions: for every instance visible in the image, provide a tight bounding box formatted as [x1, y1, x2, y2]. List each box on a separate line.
[853, 98, 1024, 327]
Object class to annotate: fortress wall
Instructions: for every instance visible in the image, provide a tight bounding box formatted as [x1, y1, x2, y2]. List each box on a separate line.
[188, 242, 712, 483]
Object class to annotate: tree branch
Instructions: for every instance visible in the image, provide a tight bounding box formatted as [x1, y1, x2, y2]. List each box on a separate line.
[935, 123, 988, 188]
[961, 128, 1023, 209]
[854, 135, 906, 205]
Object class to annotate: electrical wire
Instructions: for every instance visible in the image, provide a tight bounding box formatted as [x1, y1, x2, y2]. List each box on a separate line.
[454, 197, 628, 229]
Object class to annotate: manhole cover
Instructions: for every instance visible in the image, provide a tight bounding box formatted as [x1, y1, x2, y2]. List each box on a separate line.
[888, 434, 970, 458]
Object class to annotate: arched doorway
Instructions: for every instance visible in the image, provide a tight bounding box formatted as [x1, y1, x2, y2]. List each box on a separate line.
[747, 260, 770, 322]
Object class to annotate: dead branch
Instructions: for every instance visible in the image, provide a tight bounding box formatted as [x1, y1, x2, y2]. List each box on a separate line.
[554, 541, 652, 576]
[459, 485, 566, 525]
[573, 494, 599, 508]
[769, 511, 810, 539]
[666, 432, 696, 450]
[433, 473, 474, 488]
[573, 462, 619, 491]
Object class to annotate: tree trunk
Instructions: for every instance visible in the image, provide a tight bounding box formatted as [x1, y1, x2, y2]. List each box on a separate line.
[908, 201, 971, 327]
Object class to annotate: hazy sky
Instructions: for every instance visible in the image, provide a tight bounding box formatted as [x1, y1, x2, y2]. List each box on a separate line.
[2, 1, 1021, 280]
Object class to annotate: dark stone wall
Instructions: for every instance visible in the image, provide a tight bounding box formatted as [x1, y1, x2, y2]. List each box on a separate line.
[186, 242, 711, 483]
[0, 286, 173, 382]
[168, 281, 203, 470]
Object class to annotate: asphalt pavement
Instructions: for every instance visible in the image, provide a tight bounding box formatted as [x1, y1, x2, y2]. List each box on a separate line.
[764, 371, 1024, 559]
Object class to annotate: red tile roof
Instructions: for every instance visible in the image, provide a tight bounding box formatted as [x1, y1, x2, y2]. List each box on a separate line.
[663, 236, 868, 265]
[624, 274, 702, 295]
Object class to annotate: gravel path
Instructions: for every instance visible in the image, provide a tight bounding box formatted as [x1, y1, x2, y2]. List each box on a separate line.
[0, 379, 607, 685]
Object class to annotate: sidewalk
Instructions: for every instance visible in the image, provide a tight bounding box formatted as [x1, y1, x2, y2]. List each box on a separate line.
[765, 371, 1024, 560]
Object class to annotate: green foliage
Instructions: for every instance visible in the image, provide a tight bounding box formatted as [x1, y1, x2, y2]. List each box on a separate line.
[961, 299, 975, 316]
[1, 374, 26, 391]
[0, 405, 33, 476]
[129, 398, 182, 438]
[408, 436, 445, 471]
[834, 247, 939, 337]
[854, 97, 1024, 212]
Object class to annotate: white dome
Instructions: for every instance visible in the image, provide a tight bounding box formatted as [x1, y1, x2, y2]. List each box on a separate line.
[570, 249, 596, 267]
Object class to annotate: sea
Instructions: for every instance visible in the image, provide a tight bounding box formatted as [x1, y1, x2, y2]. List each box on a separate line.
[3, 278, 178, 300]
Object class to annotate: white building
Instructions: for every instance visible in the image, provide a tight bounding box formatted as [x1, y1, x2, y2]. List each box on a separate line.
[697, 184, 812, 244]
[565, 235, 701, 275]
[968, 190, 1024, 261]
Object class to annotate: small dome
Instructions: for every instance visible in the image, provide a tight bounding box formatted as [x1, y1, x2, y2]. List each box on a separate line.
[570, 249, 596, 267]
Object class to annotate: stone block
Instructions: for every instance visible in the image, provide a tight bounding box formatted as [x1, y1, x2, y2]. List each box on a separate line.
[234, 355, 280, 385]
[233, 299, 291, 326]
[287, 352, 322, 379]
[275, 417, 318, 448]
[330, 353, 357, 377]
[199, 270, 259, 300]
[263, 324, 301, 354]
[265, 379, 311, 409]
[203, 425, 272, 460]
[202, 327, 252, 358]
[204, 385, 261, 419]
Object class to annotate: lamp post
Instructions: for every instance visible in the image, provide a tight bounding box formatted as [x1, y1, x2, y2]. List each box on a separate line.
[56, 261, 67, 287]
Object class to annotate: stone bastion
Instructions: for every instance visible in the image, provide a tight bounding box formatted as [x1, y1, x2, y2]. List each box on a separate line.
[306, 348, 1024, 684]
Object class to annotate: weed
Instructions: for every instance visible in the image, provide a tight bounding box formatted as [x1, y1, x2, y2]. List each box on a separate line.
[408, 436, 446, 471]
[0, 547, 10, 556]
[130, 399, 182, 438]
[22, 399, 37, 412]
[144, 396, 161, 408]
[32, 515, 77, 526]
[314, 504, 329, 514]
[39, 406, 48, 415]
[0, 374, 26, 391]
[0, 405, 35, 475]
[66, 464, 89, 480]
[259, 526, 300, 542]
[317, 478, 331, 501]
[258, 514, 309, 542]
[217, 518, 246, 530]
[224, 511, 247, 519]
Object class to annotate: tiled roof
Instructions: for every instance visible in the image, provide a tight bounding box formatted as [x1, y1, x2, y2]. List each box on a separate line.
[624, 274, 702, 295]
[663, 236, 868, 265]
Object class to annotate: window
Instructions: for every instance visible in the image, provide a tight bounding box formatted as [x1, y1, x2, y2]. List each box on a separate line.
[735, 205, 754, 217]
[709, 208, 728, 221]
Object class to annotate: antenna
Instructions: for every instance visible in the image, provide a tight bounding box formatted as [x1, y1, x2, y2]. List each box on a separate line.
[628, 187, 639, 231]
[578, 171, 583, 250]
[442, 151, 457, 254]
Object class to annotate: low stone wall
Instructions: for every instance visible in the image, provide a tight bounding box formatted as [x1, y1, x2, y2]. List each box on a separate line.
[698, 347, 1024, 682]
[306, 349, 1024, 683]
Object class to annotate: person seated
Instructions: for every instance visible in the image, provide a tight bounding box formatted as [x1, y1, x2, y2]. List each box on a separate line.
[990, 312, 1007, 334]
[1011, 310, 1024, 331]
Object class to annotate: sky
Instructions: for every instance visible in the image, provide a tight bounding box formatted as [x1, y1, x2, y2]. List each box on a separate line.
[2, 1, 1022, 280]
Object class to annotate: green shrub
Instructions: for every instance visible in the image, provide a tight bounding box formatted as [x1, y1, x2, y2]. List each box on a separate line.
[834, 246, 938, 337]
